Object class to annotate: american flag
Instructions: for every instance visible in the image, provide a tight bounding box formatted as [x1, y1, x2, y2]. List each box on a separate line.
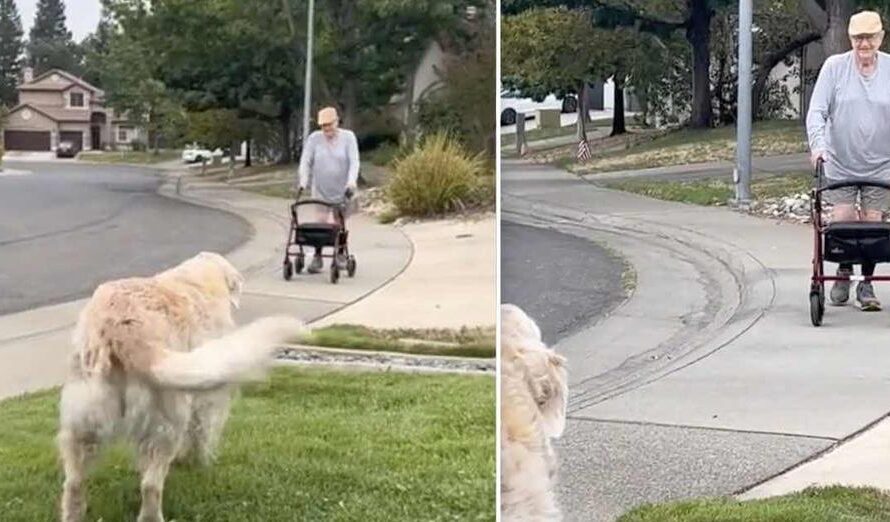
[577, 139, 591, 162]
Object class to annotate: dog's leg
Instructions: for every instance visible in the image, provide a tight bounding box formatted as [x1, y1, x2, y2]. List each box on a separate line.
[190, 388, 233, 465]
[136, 445, 175, 522]
[136, 391, 189, 522]
[58, 430, 98, 522]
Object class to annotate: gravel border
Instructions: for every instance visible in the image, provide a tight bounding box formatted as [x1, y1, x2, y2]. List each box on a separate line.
[276, 345, 495, 375]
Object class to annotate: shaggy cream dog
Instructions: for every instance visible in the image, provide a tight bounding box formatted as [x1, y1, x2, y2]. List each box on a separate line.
[58, 252, 304, 522]
[501, 304, 569, 522]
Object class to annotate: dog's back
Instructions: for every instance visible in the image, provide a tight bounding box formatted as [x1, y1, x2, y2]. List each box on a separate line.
[73, 278, 205, 379]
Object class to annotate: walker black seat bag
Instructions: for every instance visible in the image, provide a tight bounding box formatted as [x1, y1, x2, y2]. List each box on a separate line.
[295, 223, 342, 248]
[824, 222, 890, 263]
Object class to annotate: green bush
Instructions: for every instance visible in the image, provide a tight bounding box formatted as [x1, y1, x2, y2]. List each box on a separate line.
[386, 133, 487, 217]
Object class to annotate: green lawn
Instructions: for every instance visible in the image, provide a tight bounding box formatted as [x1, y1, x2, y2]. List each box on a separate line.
[603, 172, 811, 207]
[570, 120, 807, 174]
[619, 486, 890, 522]
[500, 117, 611, 147]
[78, 150, 182, 164]
[297, 324, 496, 358]
[0, 367, 495, 521]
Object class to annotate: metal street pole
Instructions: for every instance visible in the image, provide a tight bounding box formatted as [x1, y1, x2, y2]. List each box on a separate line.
[302, 0, 315, 144]
[736, 0, 753, 203]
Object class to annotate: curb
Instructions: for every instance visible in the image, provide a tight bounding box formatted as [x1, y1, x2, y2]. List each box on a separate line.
[280, 342, 495, 362]
[274, 359, 494, 376]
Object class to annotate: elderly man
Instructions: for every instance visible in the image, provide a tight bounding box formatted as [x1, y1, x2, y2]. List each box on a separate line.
[296, 106, 359, 273]
[807, 10, 890, 311]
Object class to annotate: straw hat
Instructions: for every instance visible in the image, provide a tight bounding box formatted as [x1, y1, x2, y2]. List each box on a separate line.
[849, 11, 883, 36]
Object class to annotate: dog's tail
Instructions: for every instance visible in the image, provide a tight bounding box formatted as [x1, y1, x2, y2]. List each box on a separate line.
[147, 316, 304, 391]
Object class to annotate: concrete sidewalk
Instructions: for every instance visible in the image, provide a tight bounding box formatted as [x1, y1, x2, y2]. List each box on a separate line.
[316, 214, 496, 329]
[502, 160, 890, 520]
[0, 169, 417, 400]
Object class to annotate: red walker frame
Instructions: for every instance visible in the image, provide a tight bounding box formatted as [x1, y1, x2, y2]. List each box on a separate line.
[809, 159, 890, 325]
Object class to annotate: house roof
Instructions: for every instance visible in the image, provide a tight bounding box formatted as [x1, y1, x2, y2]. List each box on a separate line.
[18, 69, 104, 96]
[7, 103, 92, 123]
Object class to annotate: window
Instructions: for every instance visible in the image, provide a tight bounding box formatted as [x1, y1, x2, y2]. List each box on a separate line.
[70, 92, 84, 108]
[118, 126, 132, 142]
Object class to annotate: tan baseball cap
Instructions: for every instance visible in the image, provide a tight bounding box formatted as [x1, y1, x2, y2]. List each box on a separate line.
[849, 11, 883, 36]
[317, 107, 338, 125]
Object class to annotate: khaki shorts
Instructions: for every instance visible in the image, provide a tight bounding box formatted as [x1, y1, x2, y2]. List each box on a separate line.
[823, 185, 890, 212]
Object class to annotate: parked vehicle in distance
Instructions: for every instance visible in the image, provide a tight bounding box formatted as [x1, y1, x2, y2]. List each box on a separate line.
[181, 145, 215, 163]
[500, 90, 577, 126]
[56, 140, 78, 158]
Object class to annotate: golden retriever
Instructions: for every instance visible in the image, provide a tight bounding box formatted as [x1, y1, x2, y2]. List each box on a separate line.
[500, 304, 569, 522]
[58, 252, 304, 522]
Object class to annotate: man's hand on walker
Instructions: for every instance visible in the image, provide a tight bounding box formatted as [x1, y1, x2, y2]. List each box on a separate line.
[811, 150, 824, 169]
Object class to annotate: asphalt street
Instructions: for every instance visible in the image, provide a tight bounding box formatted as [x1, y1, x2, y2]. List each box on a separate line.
[501, 220, 627, 345]
[0, 161, 251, 316]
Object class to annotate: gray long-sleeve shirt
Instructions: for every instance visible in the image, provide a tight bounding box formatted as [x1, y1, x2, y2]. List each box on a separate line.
[806, 50, 890, 181]
[297, 129, 360, 203]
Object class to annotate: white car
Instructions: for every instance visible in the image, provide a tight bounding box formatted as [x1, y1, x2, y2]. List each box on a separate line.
[500, 91, 577, 126]
[181, 146, 220, 163]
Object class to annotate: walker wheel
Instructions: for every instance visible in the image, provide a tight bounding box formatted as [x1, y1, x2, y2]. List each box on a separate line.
[330, 263, 340, 284]
[810, 289, 824, 327]
[283, 260, 293, 281]
[347, 256, 356, 277]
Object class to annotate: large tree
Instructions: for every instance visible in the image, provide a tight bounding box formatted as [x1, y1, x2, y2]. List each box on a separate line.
[503, 7, 656, 136]
[27, 0, 80, 75]
[80, 1, 116, 86]
[504, 0, 736, 128]
[0, 0, 24, 106]
[100, 0, 481, 163]
[503, 7, 604, 140]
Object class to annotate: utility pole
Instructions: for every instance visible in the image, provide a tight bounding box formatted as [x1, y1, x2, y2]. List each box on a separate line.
[735, 0, 753, 203]
[302, 0, 315, 143]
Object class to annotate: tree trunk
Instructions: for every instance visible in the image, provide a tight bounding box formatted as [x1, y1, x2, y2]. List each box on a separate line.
[714, 52, 726, 123]
[611, 82, 626, 136]
[576, 81, 588, 142]
[279, 104, 292, 164]
[340, 79, 358, 130]
[582, 83, 593, 123]
[245, 139, 252, 167]
[823, 0, 852, 56]
[687, 0, 713, 128]
[229, 139, 238, 178]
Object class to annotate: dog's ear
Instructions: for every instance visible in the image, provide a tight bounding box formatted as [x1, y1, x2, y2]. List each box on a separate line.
[540, 352, 568, 439]
[201, 252, 244, 309]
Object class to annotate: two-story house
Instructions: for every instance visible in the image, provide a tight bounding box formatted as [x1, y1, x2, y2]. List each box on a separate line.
[2, 68, 141, 153]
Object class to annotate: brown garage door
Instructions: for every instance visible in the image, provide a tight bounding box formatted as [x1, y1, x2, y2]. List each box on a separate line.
[59, 131, 83, 151]
[4, 130, 51, 151]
